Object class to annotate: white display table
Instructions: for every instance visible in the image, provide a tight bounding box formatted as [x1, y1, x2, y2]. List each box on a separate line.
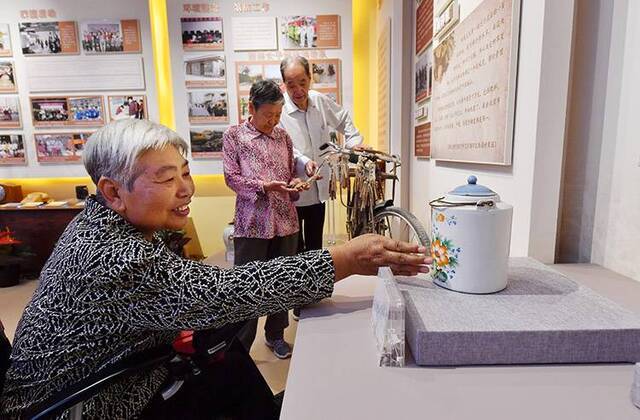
[280, 264, 640, 420]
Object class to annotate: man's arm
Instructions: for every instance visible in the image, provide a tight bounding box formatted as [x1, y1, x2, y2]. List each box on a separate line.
[321, 94, 363, 149]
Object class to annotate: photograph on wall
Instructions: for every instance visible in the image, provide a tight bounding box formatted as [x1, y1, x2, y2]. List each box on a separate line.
[35, 132, 91, 163]
[263, 63, 282, 85]
[231, 17, 278, 51]
[0, 96, 21, 128]
[190, 127, 225, 158]
[184, 54, 226, 88]
[415, 49, 432, 103]
[80, 20, 141, 54]
[0, 135, 25, 165]
[237, 93, 250, 123]
[0, 24, 12, 57]
[108, 95, 147, 121]
[31, 96, 104, 127]
[188, 90, 228, 123]
[431, 0, 520, 165]
[310, 58, 340, 89]
[279, 15, 340, 49]
[19, 21, 79, 55]
[316, 88, 341, 105]
[181, 17, 223, 51]
[237, 63, 263, 90]
[0, 61, 17, 93]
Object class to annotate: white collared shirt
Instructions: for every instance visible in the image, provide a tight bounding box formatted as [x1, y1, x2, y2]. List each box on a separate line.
[278, 90, 363, 207]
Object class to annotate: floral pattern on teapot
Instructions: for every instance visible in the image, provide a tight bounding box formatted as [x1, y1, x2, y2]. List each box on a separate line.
[431, 212, 461, 283]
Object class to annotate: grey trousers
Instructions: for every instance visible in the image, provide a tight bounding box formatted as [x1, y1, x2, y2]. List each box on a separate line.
[234, 233, 298, 350]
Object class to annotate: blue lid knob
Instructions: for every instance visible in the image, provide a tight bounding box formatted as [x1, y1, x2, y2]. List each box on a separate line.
[448, 175, 497, 197]
[468, 175, 477, 185]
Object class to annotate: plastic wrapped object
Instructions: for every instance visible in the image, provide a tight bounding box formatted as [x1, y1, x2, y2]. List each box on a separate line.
[371, 267, 406, 367]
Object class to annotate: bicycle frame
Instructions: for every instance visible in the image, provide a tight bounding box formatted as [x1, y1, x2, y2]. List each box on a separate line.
[319, 143, 401, 239]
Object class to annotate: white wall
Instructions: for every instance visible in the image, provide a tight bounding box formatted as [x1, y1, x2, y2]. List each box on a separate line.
[408, 0, 575, 262]
[591, 0, 640, 281]
[376, 0, 414, 209]
[0, 0, 157, 179]
[165, 0, 354, 175]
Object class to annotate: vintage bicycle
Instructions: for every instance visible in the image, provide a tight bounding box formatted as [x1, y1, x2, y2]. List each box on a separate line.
[299, 142, 430, 248]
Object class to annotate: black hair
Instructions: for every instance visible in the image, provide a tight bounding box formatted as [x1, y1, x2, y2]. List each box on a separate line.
[249, 80, 284, 111]
[280, 56, 311, 82]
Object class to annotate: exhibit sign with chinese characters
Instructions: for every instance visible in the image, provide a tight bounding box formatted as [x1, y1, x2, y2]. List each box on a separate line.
[431, 0, 520, 165]
[414, 122, 431, 158]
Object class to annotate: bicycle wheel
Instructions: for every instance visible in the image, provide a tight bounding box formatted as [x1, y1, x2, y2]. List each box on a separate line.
[373, 206, 431, 248]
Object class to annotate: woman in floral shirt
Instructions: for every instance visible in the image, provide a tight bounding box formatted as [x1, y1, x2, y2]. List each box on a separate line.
[223, 80, 305, 359]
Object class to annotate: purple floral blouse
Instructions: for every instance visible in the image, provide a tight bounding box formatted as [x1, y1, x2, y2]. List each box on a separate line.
[223, 121, 299, 239]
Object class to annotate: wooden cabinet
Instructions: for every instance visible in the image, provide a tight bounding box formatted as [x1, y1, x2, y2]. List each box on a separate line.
[0, 207, 83, 277]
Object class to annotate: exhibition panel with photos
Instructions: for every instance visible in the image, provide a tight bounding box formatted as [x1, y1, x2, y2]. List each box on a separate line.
[0, 1, 157, 179]
[166, 0, 353, 174]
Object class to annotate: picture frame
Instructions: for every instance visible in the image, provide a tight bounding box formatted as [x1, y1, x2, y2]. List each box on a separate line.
[181, 17, 224, 51]
[19, 21, 79, 55]
[187, 89, 228, 124]
[278, 15, 341, 50]
[34, 132, 92, 163]
[0, 134, 26, 165]
[0, 60, 17, 93]
[184, 54, 226, 88]
[31, 95, 104, 127]
[80, 19, 142, 54]
[107, 95, 147, 121]
[0, 24, 12, 57]
[0, 96, 21, 128]
[189, 126, 226, 158]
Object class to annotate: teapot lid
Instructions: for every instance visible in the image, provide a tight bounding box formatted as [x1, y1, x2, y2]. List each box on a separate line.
[448, 175, 497, 198]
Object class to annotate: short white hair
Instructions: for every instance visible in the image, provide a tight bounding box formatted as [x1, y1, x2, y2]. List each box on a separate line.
[83, 119, 189, 190]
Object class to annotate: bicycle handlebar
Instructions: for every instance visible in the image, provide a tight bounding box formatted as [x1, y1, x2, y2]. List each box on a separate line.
[318, 143, 401, 164]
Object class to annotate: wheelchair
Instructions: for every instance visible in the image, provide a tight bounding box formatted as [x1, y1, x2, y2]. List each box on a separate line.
[1, 320, 278, 419]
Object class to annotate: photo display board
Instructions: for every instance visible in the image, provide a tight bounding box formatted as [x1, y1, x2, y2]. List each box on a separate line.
[0, 1, 155, 172]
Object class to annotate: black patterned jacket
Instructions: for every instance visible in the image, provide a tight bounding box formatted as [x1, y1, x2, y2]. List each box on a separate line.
[0, 197, 335, 418]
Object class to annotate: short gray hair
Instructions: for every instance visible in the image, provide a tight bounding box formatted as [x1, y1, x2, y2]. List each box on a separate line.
[280, 56, 311, 82]
[83, 119, 189, 190]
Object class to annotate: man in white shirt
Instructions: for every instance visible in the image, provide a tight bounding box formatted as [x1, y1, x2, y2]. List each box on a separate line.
[278, 57, 363, 318]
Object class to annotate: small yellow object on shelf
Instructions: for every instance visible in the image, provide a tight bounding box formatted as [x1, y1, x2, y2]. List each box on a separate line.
[45, 201, 69, 208]
[20, 201, 45, 208]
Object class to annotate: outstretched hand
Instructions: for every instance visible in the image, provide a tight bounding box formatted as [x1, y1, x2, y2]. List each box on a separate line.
[328, 234, 432, 281]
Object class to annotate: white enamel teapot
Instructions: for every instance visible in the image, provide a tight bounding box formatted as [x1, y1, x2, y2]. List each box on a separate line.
[428, 175, 513, 294]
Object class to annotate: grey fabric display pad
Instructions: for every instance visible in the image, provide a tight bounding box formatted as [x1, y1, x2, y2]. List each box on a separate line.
[398, 257, 640, 366]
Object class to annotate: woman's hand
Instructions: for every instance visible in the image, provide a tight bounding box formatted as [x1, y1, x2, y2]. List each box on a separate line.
[328, 234, 432, 281]
[263, 180, 298, 193]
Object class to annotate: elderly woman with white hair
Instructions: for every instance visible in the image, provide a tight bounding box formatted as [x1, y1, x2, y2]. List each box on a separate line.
[0, 119, 430, 419]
